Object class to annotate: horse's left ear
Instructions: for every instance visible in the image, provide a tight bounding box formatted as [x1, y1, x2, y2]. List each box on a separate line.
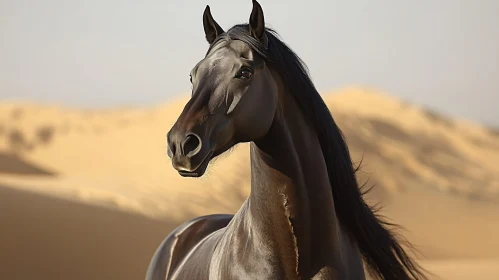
[249, 0, 267, 45]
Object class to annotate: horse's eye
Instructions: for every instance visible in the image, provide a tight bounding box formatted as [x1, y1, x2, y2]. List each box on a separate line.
[189, 75, 192, 83]
[237, 68, 253, 80]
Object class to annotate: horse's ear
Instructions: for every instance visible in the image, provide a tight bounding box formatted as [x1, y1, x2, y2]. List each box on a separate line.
[203, 5, 224, 44]
[249, 0, 265, 41]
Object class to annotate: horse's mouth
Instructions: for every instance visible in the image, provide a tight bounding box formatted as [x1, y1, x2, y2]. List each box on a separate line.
[177, 151, 213, 178]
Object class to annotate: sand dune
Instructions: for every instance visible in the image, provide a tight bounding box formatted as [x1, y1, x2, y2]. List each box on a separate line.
[1, 87, 498, 279]
[0, 184, 176, 280]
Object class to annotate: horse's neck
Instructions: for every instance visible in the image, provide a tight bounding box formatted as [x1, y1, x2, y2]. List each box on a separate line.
[247, 93, 344, 277]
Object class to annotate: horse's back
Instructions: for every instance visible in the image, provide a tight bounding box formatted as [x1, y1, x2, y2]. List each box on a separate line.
[145, 214, 233, 280]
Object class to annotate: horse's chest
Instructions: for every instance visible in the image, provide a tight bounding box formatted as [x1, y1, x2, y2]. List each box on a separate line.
[208, 243, 289, 280]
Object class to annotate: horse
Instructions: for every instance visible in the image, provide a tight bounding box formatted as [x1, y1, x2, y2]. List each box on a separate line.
[146, 1, 427, 279]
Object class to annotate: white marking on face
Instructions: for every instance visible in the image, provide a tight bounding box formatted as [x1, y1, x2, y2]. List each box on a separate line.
[227, 93, 242, 114]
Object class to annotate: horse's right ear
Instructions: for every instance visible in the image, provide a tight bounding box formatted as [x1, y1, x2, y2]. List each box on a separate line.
[203, 5, 224, 44]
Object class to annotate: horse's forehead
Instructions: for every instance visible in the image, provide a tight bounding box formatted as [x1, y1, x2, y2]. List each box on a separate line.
[206, 48, 233, 64]
[227, 40, 252, 57]
[205, 40, 252, 63]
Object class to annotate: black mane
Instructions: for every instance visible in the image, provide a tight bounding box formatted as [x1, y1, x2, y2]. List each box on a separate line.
[211, 24, 427, 280]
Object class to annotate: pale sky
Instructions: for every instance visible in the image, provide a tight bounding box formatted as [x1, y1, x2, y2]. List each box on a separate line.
[1, 0, 498, 126]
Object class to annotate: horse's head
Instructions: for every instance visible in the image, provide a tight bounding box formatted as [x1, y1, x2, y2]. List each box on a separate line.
[167, 0, 277, 177]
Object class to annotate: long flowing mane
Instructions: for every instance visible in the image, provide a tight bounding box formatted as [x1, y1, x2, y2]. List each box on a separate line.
[210, 24, 427, 280]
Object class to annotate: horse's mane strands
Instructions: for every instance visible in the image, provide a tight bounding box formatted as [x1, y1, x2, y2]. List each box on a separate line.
[210, 24, 427, 280]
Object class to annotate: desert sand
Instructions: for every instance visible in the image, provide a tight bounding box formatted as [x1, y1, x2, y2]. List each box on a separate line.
[1, 87, 498, 280]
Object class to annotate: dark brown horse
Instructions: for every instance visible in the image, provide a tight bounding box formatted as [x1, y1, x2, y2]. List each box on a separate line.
[146, 1, 427, 279]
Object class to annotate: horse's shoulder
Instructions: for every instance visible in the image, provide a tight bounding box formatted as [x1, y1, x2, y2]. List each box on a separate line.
[145, 214, 233, 280]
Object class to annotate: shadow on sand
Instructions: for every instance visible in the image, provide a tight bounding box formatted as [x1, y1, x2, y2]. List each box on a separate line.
[0, 153, 57, 176]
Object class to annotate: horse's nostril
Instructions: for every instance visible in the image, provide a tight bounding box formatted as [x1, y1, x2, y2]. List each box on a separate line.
[182, 134, 201, 157]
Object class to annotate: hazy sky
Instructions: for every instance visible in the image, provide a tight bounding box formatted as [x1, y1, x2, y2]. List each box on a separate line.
[1, 0, 498, 126]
